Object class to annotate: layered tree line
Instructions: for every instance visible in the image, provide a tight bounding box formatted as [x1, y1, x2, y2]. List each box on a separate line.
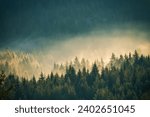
[0, 51, 150, 100]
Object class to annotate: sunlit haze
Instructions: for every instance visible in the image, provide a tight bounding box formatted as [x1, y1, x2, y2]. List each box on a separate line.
[0, 0, 150, 78]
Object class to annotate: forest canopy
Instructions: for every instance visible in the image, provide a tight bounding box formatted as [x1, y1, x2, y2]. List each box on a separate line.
[0, 51, 150, 100]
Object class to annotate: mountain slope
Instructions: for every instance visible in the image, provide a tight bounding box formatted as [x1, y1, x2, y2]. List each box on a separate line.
[0, 50, 41, 78]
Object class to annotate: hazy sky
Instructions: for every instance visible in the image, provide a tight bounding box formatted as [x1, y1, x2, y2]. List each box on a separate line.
[0, 0, 150, 62]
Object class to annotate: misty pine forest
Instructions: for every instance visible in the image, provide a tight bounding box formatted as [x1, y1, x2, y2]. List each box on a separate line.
[0, 50, 150, 100]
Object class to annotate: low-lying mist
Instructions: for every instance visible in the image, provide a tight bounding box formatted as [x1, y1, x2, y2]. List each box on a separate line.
[36, 28, 150, 64]
[0, 28, 150, 79]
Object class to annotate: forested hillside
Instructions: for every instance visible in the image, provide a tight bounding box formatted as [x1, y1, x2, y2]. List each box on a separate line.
[0, 51, 150, 100]
[0, 50, 41, 78]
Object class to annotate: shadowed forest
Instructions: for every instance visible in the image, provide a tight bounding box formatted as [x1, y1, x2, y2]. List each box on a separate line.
[0, 51, 150, 100]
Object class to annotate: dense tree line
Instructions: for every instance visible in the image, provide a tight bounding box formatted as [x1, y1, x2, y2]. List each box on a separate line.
[0, 51, 150, 100]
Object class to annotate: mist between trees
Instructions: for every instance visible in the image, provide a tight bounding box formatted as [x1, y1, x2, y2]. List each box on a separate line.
[0, 50, 150, 100]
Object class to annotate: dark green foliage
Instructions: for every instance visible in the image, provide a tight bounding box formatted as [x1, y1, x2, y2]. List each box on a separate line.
[0, 52, 150, 100]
